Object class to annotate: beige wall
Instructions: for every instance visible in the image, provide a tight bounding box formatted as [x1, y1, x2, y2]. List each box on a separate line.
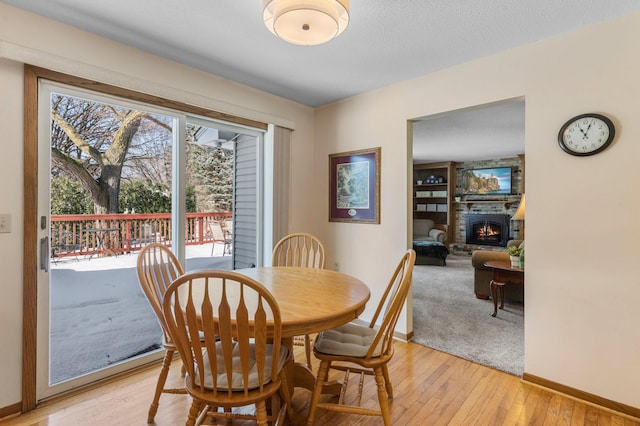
[0, 3, 318, 409]
[0, 57, 25, 411]
[1, 1, 639, 414]
[315, 12, 640, 409]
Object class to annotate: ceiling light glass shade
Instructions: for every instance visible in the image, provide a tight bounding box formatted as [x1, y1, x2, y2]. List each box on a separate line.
[263, 0, 349, 46]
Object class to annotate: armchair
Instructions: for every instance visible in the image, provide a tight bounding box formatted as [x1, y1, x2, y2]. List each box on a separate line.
[471, 240, 524, 302]
[413, 219, 447, 243]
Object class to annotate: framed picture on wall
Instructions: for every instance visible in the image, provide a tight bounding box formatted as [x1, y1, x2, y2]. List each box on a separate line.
[329, 147, 381, 223]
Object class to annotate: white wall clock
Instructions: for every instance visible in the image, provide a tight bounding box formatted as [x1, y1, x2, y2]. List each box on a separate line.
[558, 113, 615, 156]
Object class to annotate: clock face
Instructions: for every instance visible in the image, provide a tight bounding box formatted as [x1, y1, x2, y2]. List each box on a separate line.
[558, 113, 615, 156]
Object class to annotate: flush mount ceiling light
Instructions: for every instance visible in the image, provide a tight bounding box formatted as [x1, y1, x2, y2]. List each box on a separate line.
[263, 0, 350, 46]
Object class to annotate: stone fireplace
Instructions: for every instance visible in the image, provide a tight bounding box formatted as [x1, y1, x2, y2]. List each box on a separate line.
[465, 214, 510, 247]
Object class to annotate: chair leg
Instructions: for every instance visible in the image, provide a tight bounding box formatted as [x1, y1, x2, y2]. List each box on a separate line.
[186, 400, 203, 426]
[255, 400, 268, 426]
[304, 334, 312, 369]
[147, 348, 174, 423]
[306, 360, 330, 425]
[374, 367, 392, 426]
[381, 363, 393, 399]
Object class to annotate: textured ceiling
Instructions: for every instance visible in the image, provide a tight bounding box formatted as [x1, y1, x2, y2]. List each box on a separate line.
[413, 100, 525, 163]
[2, 1, 637, 161]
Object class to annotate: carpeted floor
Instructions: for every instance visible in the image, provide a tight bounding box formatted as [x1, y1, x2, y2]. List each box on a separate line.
[411, 254, 524, 376]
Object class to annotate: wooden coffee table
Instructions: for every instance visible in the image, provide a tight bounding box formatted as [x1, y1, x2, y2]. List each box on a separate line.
[483, 260, 524, 317]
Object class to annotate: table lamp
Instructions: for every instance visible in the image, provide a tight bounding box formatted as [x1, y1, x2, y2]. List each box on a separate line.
[512, 194, 525, 239]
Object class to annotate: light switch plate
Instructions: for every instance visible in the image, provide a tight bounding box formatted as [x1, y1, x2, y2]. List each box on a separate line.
[0, 214, 11, 233]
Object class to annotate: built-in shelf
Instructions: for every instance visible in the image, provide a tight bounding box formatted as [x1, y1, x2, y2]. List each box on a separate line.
[413, 162, 455, 245]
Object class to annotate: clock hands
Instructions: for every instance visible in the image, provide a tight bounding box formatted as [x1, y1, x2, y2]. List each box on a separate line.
[576, 120, 594, 140]
[582, 120, 593, 139]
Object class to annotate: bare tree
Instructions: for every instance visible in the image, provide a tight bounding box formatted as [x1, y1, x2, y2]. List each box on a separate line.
[50, 94, 171, 214]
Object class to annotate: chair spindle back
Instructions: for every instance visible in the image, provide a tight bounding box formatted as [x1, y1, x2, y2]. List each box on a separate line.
[163, 270, 283, 397]
[365, 249, 416, 360]
[137, 243, 184, 343]
[272, 232, 326, 268]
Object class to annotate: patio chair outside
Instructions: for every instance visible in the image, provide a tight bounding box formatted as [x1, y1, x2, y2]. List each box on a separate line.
[209, 221, 232, 256]
[51, 229, 82, 263]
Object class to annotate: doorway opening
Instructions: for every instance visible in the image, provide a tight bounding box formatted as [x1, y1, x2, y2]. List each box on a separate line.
[409, 98, 525, 376]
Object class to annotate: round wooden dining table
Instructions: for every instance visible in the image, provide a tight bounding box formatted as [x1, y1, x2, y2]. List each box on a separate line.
[234, 266, 371, 392]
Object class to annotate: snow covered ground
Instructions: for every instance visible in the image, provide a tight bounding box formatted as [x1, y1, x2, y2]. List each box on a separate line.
[49, 243, 232, 383]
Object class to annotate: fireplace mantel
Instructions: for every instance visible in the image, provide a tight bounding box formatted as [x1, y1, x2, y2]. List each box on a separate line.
[454, 195, 522, 210]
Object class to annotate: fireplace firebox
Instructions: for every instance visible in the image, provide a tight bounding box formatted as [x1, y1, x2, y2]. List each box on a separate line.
[465, 214, 510, 247]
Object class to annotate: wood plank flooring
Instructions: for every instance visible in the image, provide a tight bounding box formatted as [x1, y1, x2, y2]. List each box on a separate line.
[2, 340, 638, 425]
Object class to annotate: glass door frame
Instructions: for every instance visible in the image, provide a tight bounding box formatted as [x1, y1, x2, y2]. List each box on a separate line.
[22, 65, 271, 411]
[36, 81, 185, 399]
[34, 80, 268, 401]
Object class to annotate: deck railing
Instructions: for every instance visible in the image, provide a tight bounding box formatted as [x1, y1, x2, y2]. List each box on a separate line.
[50, 212, 232, 259]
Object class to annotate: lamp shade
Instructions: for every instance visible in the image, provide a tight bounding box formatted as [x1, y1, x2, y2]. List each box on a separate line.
[263, 0, 350, 46]
[513, 194, 526, 220]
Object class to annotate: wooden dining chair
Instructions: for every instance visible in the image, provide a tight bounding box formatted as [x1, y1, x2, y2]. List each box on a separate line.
[136, 243, 186, 423]
[162, 270, 293, 426]
[272, 232, 325, 269]
[272, 232, 326, 368]
[306, 249, 416, 426]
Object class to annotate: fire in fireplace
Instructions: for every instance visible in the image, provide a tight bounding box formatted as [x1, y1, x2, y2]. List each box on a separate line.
[465, 214, 510, 247]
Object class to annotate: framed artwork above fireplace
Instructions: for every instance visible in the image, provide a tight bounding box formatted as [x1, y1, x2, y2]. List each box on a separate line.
[461, 167, 512, 195]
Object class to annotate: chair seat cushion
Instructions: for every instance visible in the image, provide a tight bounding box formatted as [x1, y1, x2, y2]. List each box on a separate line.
[195, 342, 289, 391]
[314, 322, 381, 358]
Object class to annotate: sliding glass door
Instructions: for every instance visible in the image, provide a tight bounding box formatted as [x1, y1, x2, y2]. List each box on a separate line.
[36, 81, 262, 400]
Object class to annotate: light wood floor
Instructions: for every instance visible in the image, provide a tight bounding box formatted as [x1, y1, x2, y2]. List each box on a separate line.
[2, 341, 638, 425]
